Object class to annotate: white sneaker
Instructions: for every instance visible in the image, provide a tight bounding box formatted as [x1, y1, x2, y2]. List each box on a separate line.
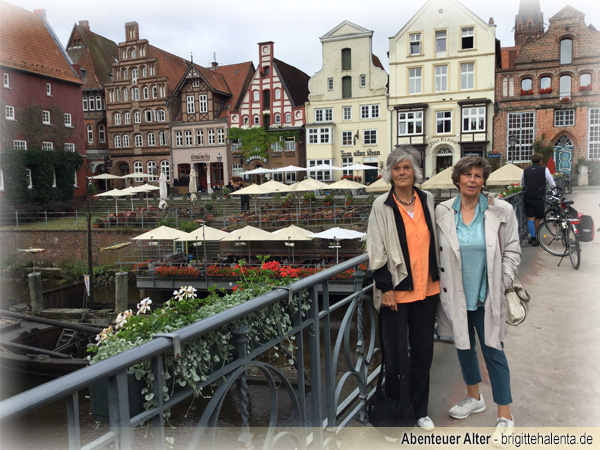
[491, 416, 515, 448]
[417, 416, 435, 431]
[448, 395, 486, 419]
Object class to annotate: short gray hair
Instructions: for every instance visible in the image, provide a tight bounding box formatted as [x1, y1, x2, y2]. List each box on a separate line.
[451, 155, 492, 187]
[382, 145, 423, 185]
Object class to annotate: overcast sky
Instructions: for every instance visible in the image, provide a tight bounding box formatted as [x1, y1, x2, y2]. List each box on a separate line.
[7, 0, 600, 76]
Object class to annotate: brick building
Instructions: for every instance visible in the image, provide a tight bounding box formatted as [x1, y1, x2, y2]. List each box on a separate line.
[104, 22, 189, 186]
[494, 4, 600, 176]
[66, 20, 118, 182]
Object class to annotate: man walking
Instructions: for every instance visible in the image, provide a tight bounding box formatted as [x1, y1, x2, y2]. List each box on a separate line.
[522, 153, 556, 246]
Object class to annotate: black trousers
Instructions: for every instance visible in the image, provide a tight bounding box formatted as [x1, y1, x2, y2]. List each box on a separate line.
[379, 294, 438, 421]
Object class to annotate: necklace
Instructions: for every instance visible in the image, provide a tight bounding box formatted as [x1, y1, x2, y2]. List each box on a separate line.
[393, 188, 415, 205]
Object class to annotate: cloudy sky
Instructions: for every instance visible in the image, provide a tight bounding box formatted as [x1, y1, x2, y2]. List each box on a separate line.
[7, 0, 600, 75]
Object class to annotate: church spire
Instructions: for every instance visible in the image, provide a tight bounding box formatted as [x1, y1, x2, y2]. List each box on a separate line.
[514, 0, 544, 47]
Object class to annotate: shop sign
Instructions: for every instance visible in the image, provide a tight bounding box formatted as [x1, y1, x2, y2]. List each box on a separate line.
[191, 153, 211, 161]
[428, 137, 458, 148]
[245, 155, 269, 165]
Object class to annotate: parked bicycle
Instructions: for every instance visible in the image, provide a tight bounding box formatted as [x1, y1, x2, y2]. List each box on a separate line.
[537, 189, 581, 269]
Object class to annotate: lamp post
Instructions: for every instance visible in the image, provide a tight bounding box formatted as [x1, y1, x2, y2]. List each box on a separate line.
[216, 153, 223, 194]
[508, 135, 518, 168]
[86, 175, 95, 307]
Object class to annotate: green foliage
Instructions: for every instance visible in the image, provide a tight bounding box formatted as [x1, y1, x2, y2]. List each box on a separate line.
[302, 191, 316, 201]
[178, 220, 199, 233]
[204, 201, 214, 211]
[228, 127, 302, 161]
[532, 134, 554, 164]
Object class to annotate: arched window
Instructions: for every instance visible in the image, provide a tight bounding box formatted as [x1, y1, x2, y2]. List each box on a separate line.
[144, 110, 153, 122]
[152, 86, 157, 98]
[147, 161, 157, 181]
[123, 88, 128, 101]
[87, 124, 93, 143]
[341, 48, 351, 70]
[275, 89, 281, 100]
[142, 66, 147, 77]
[131, 48, 137, 58]
[560, 75, 572, 100]
[123, 68, 128, 79]
[124, 112, 131, 124]
[285, 113, 291, 123]
[275, 113, 281, 124]
[134, 111, 141, 123]
[114, 135, 121, 148]
[98, 125, 106, 143]
[243, 115, 249, 125]
[114, 112, 121, 126]
[560, 39, 572, 65]
[143, 87, 149, 99]
[253, 91, 259, 102]
[132, 88, 140, 101]
[159, 132, 167, 146]
[253, 115, 260, 125]
[122, 135, 130, 147]
[161, 160, 170, 181]
[155, 109, 165, 122]
[540, 76, 552, 94]
[135, 134, 143, 147]
[508, 76, 515, 97]
[134, 161, 143, 182]
[131, 68, 138, 83]
[580, 73, 592, 90]
[502, 77, 508, 97]
[520, 78, 533, 95]
[147, 132, 156, 146]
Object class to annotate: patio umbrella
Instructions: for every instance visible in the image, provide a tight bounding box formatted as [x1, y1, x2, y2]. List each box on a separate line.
[95, 188, 129, 214]
[189, 168, 198, 203]
[158, 172, 168, 210]
[309, 227, 366, 264]
[421, 166, 455, 190]
[242, 167, 273, 176]
[132, 225, 189, 261]
[272, 165, 307, 173]
[259, 179, 290, 193]
[122, 172, 150, 179]
[118, 186, 139, 211]
[286, 178, 329, 192]
[230, 183, 272, 196]
[221, 225, 273, 262]
[342, 164, 379, 171]
[328, 179, 366, 190]
[365, 177, 391, 193]
[270, 225, 313, 262]
[177, 226, 229, 265]
[486, 164, 524, 186]
[89, 173, 122, 180]
[129, 184, 159, 208]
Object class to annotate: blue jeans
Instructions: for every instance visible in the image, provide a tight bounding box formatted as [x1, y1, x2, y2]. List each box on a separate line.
[456, 307, 512, 405]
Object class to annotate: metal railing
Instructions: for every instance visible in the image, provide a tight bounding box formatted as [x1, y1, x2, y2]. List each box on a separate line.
[0, 254, 377, 450]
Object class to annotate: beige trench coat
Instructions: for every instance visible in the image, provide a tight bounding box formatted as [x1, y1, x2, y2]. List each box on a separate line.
[435, 196, 521, 351]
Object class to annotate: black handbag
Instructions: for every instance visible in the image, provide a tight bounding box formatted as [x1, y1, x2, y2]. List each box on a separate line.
[367, 314, 414, 437]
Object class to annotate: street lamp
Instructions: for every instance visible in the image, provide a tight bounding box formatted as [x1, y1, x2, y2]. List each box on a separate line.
[508, 134, 518, 166]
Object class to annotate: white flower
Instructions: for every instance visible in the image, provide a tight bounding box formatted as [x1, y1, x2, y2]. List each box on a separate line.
[173, 286, 197, 301]
[96, 326, 114, 342]
[115, 310, 133, 329]
[137, 297, 153, 315]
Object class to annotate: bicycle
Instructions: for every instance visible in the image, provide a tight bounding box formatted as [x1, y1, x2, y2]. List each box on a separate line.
[537, 192, 581, 269]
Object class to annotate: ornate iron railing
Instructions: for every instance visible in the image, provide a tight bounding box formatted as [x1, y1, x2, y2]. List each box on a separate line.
[0, 254, 377, 450]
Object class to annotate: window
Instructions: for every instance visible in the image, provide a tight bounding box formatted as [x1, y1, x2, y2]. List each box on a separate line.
[134, 161, 143, 182]
[3, 73, 9, 88]
[87, 125, 93, 143]
[123, 68, 128, 79]
[409, 68, 422, 94]
[132, 88, 140, 101]
[135, 134, 143, 147]
[196, 130, 204, 145]
[152, 86, 157, 98]
[342, 76, 352, 98]
[435, 65, 448, 92]
[342, 157, 354, 177]
[193, 78, 200, 87]
[271, 142, 282, 153]
[161, 160, 170, 181]
[26, 168, 32, 189]
[521, 78, 533, 94]
[96, 96, 102, 110]
[341, 48, 351, 70]
[398, 111, 423, 135]
[559, 75, 571, 100]
[285, 139, 296, 152]
[123, 135, 130, 147]
[134, 111, 141, 123]
[187, 95, 195, 114]
[147, 132, 156, 146]
[460, 63, 474, 90]
[580, 73, 592, 90]
[5, 106, 14, 120]
[159, 132, 167, 146]
[308, 127, 332, 144]
[124, 112, 131, 124]
[89, 95, 96, 110]
[208, 129, 215, 144]
[589, 108, 600, 159]
[83, 97, 88, 111]
[232, 164, 243, 177]
[184, 130, 192, 146]
[155, 110, 165, 122]
[147, 161, 157, 181]
[554, 109, 575, 127]
[343, 106, 352, 121]
[64, 143, 75, 152]
[315, 108, 333, 122]
[42, 142, 53, 151]
[308, 159, 333, 181]
[142, 66, 147, 77]
[342, 130, 353, 146]
[145, 110, 152, 122]
[285, 113, 291, 123]
[175, 131, 183, 146]
[461, 27, 474, 50]
[507, 112, 535, 162]
[42, 110, 50, 124]
[436, 110, 452, 134]
[327, 78, 334, 90]
[560, 39, 572, 64]
[274, 113, 281, 124]
[364, 129, 377, 145]
[132, 69, 138, 83]
[199, 95, 208, 113]
[409, 33, 421, 55]
[359, 74, 366, 87]
[218, 129, 225, 144]
[123, 89, 128, 102]
[275, 89, 281, 100]
[361, 104, 380, 119]
[435, 30, 447, 55]
[253, 91, 259, 102]
[540, 76, 552, 93]
[64, 113, 72, 127]
[14, 140, 27, 150]
[46, 83, 52, 96]
[143, 87, 149, 99]
[462, 106, 486, 132]
[99, 125, 105, 143]
[114, 135, 121, 148]
[263, 66, 270, 76]
[253, 115, 260, 125]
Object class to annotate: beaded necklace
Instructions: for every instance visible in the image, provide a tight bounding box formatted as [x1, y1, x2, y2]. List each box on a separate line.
[393, 188, 415, 205]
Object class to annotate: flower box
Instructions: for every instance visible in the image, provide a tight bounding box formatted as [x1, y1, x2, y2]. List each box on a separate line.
[580, 85, 592, 91]
[539, 88, 552, 95]
[520, 89, 533, 96]
[560, 97, 571, 103]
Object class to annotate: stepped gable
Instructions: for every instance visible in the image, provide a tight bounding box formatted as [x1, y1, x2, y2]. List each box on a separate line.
[272, 58, 310, 107]
[216, 61, 255, 118]
[147, 44, 190, 95]
[67, 22, 118, 90]
[0, 1, 81, 84]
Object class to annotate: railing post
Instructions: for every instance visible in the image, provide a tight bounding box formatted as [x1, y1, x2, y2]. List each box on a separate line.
[308, 284, 323, 447]
[232, 326, 253, 448]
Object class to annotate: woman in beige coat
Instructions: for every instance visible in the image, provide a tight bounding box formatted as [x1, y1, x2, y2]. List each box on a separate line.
[435, 156, 521, 447]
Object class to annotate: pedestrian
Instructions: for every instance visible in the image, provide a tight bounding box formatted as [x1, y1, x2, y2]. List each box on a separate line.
[435, 155, 521, 447]
[367, 145, 440, 435]
[522, 153, 556, 246]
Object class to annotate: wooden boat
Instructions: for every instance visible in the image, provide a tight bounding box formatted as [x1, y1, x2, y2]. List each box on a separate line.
[0, 311, 102, 379]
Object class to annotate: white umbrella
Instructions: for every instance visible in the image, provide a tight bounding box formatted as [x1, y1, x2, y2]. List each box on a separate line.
[122, 172, 150, 179]
[95, 188, 128, 214]
[309, 226, 366, 264]
[343, 164, 379, 171]
[270, 225, 313, 263]
[242, 167, 273, 175]
[328, 179, 366, 190]
[272, 165, 307, 173]
[260, 179, 290, 193]
[119, 186, 138, 211]
[89, 173, 122, 180]
[129, 183, 160, 208]
[308, 163, 341, 171]
[158, 172, 168, 210]
[221, 225, 273, 262]
[177, 225, 229, 265]
[486, 164, 524, 186]
[132, 225, 189, 241]
[421, 166, 456, 190]
[230, 183, 272, 196]
[365, 177, 391, 193]
[286, 178, 329, 192]
[189, 169, 198, 203]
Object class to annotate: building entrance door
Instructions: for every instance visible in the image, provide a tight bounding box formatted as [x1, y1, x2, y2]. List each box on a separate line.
[436, 148, 453, 173]
[554, 136, 574, 175]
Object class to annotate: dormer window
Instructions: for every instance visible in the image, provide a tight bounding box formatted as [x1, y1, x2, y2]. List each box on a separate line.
[461, 27, 474, 50]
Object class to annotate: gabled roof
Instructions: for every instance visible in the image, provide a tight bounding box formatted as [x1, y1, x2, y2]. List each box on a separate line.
[0, 1, 82, 84]
[549, 5, 585, 22]
[272, 58, 310, 108]
[216, 61, 255, 118]
[320, 20, 373, 41]
[172, 63, 231, 98]
[67, 23, 118, 90]
[147, 45, 190, 95]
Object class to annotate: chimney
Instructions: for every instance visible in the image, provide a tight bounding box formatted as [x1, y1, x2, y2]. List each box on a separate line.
[78, 20, 90, 32]
[211, 61, 218, 71]
[489, 17, 495, 25]
[33, 9, 46, 19]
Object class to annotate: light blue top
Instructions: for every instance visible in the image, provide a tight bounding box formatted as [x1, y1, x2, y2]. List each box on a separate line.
[453, 194, 488, 311]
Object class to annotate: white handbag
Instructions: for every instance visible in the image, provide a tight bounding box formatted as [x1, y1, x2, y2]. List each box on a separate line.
[505, 276, 530, 326]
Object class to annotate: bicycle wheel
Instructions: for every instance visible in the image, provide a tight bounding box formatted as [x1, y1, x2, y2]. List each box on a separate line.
[537, 219, 566, 256]
[567, 224, 581, 269]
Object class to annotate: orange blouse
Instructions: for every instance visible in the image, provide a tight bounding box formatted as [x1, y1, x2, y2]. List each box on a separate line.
[392, 193, 440, 303]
